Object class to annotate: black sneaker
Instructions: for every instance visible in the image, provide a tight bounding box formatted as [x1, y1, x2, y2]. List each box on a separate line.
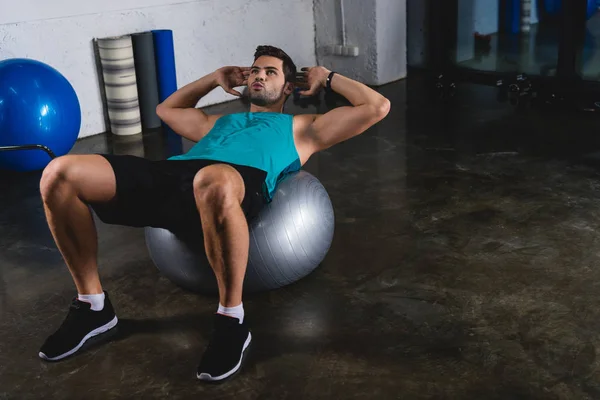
[197, 314, 252, 382]
[39, 291, 118, 361]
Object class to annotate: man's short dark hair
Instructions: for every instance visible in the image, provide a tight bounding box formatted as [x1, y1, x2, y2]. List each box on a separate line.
[253, 45, 297, 84]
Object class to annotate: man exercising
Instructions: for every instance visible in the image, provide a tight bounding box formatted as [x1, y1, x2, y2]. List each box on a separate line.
[38, 45, 390, 382]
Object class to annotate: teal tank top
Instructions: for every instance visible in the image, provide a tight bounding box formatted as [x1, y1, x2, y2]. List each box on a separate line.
[168, 112, 301, 202]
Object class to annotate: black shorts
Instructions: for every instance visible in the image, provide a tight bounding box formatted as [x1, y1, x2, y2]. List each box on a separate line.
[88, 154, 268, 234]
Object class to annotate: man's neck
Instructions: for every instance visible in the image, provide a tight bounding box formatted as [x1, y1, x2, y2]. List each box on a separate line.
[249, 104, 283, 113]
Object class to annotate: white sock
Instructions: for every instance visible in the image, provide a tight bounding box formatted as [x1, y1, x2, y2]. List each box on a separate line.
[217, 302, 244, 324]
[78, 292, 105, 311]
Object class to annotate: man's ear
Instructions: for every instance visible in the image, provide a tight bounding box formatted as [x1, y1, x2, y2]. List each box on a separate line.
[284, 81, 294, 95]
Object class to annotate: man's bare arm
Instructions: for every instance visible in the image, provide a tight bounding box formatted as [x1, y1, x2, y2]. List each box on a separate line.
[156, 67, 249, 142]
[297, 67, 390, 152]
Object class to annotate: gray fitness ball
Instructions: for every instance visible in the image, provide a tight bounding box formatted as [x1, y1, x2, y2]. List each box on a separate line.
[144, 170, 335, 294]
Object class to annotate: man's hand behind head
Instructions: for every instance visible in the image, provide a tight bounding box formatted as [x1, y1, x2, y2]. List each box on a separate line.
[295, 66, 330, 97]
[215, 66, 251, 97]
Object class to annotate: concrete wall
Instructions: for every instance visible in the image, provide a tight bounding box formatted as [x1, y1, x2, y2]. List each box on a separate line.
[314, 0, 407, 86]
[314, 0, 378, 85]
[0, 0, 316, 138]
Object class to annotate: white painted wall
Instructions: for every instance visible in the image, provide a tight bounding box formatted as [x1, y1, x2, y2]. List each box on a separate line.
[0, 0, 316, 138]
[315, 0, 378, 85]
[314, 0, 407, 86]
[0, 0, 184, 25]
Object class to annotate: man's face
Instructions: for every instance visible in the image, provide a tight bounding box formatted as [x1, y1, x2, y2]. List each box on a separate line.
[248, 56, 291, 106]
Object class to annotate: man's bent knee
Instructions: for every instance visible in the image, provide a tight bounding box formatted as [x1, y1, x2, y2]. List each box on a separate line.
[40, 155, 116, 205]
[40, 156, 75, 202]
[193, 165, 245, 210]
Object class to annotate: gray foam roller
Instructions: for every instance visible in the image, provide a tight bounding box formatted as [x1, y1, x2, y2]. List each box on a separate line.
[132, 31, 162, 130]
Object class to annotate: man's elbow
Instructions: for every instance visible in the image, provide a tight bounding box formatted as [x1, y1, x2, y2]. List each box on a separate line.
[375, 98, 391, 119]
[156, 103, 169, 121]
[366, 98, 390, 121]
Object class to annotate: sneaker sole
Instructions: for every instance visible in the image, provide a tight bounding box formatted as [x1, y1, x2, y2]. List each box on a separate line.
[197, 332, 252, 382]
[38, 316, 119, 361]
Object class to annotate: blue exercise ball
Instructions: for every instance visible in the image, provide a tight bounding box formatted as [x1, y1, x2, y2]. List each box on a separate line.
[0, 58, 81, 172]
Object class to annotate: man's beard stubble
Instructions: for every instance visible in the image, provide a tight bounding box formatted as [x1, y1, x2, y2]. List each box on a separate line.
[247, 85, 285, 106]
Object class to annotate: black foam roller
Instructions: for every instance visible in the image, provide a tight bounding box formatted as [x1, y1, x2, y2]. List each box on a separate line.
[132, 31, 162, 130]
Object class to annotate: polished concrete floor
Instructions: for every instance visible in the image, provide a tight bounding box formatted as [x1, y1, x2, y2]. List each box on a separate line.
[3, 76, 600, 399]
